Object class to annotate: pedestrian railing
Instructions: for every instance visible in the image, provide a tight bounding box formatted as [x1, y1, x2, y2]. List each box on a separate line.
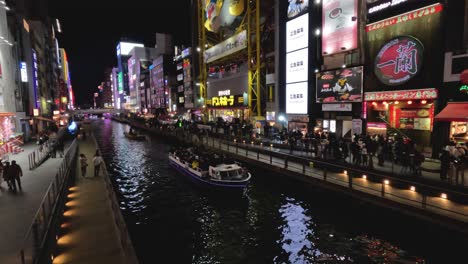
[127, 121, 468, 225]
[90, 133, 139, 264]
[28, 129, 68, 170]
[19, 138, 78, 264]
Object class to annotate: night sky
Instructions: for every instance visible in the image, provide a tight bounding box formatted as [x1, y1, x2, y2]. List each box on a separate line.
[47, 1, 191, 106]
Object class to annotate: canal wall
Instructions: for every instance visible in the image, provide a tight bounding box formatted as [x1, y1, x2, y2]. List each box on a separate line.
[116, 118, 468, 236]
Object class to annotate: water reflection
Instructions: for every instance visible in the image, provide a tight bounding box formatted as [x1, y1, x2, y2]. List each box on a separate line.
[91, 121, 452, 264]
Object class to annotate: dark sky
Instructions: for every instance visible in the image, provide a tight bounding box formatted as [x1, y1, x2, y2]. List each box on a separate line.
[47, 1, 192, 106]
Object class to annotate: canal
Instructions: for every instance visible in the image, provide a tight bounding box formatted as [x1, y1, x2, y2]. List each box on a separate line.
[92, 120, 466, 264]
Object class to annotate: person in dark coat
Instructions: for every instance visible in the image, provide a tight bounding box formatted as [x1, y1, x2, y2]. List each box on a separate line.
[440, 146, 451, 180]
[3, 161, 11, 189]
[8, 160, 23, 191]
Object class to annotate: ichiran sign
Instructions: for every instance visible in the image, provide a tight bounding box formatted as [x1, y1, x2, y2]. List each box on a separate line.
[374, 36, 424, 86]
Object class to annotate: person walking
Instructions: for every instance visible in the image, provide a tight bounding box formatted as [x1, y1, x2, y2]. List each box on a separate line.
[93, 151, 104, 177]
[8, 160, 23, 191]
[79, 154, 88, 178]
[3, 161, 11, 190]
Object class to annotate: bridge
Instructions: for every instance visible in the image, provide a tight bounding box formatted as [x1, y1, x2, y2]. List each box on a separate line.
[71, 108, 127, 115]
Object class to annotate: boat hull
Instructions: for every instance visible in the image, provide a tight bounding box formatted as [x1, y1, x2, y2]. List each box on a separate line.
[169, 156, 249, 191]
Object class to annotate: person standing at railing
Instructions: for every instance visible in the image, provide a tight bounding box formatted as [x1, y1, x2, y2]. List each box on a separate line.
[3, 161, 11, 190]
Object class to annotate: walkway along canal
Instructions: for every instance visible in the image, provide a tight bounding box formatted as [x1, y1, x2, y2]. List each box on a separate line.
[95, 119, 467, 263]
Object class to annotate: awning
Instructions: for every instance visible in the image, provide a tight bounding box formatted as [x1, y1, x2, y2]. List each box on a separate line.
[434, 102, 468, 122]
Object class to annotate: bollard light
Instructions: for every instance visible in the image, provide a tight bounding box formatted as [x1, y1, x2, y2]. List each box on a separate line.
[441, 193, 447, 199]
[362, 175, 367, 179]
[343, 170, 347, 175]
[384, 179, 390, 185]
[410, 186, 416, 191]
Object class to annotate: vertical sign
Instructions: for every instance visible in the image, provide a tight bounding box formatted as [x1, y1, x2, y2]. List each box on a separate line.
[118, 72, 124, 94]
[322, 0, 358, 55]
[32, 49, 39, 108]
[20, 62, 28, 82]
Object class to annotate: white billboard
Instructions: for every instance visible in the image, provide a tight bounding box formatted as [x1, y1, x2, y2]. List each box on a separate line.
[20, 62, 28, 82]
[322, 0, 358, 55]
[286, 82, 308, 114]
[205, 30, 247, 63]
[286, 48, 308, 84]
[286, 13, 309, 53]
[117, 42, 144, 56]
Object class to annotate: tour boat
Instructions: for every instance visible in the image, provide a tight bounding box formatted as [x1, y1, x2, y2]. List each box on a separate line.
[168, 147, 251, 190]
[123, 131, 146, 141]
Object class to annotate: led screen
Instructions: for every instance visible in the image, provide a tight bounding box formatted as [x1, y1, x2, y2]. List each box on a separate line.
[286, 13, 309, 53]
[286, 82, 308, 114]
[286, 48, 309, 84]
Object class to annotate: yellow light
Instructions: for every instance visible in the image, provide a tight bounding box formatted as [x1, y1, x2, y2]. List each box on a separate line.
[407, 100, 413, 104]
[441, 193, 447, 199]
[384, 179, 390, 185]
[343, 170, 347, 175]
[410, 186, 416, 191]
[421, 100, 427, 104]
[362, 175, 367, 179]
[68, 186, 79, 191]
[394, 101, 399, 105]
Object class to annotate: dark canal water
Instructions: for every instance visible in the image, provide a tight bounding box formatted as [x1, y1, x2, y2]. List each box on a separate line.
[92, 120, 466, 264]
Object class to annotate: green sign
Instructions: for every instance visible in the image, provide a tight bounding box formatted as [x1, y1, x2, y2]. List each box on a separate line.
[118, 72, 123, 94]
[460, 85, 468, 93]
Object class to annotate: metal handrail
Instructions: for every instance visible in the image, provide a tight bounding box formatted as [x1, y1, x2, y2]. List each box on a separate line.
[19, 139, 78, 264]
[90, 133, 139, 264]
[28, 128, 68, 170]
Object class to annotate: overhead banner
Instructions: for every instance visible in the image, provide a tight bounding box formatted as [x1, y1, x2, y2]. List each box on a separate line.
[287, 0, 309, 20]
[205, 30, 247, 63]
[316, 66, 363, 103]
[286, 82, 308, 114]
[367, 0, 438, 18]
[322, 0, 358, 56]
[286, 13, 309, 53]
[364, 88, 438, 101]
[322, 103, 352, 111]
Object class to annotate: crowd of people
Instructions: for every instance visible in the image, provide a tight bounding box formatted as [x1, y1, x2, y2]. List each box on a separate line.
[124, 114, 467, 184]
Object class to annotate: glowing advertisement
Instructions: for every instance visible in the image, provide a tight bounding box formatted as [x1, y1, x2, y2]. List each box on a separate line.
[322, 0, 358, 55]
[286, 48, 309, 84]
[32, 49, 39, 108]
[286, 13, 309, 53]
[204, 0, 245, 33]
[116, 42, 144, 56]
[287, 0, 309, 19]
[286, 82, 308, 114]
[367, 0, 427, 16]
[316, 66, 363, 103]
[20, 62, 27, 82]
[205, 30, 247, 63]
[374, 36, 424, 86]
[118, 72, 124, 94]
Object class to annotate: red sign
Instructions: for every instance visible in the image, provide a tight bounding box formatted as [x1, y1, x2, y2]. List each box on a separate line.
[374, 36, 424, 86]
[365, 88, 437, 101]
[322, 0, 358, 55]
[366, 4, 443, 32]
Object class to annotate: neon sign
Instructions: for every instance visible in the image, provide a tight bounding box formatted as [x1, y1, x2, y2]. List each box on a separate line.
[374, 36, 423, 86]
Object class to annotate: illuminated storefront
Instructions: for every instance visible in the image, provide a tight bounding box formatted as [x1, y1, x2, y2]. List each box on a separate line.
[206, 93, 248, 122]
[364, 3, 444, 152]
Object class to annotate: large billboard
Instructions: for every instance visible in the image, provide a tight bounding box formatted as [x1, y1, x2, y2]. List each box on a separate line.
[204, 0, 246, 33]
[287, 0, 309, 20]
[286, 13, 309, 53]
[286, 48, 309, 84]
[316, 66, 363, 103]
[366, 0, 438, 18]
[204, 30, 247, 63]
[116, 42, 144, 56]
[365, 3, 443, 92]
[286, 82, 308, 114]
[322, 0, 358, 56]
